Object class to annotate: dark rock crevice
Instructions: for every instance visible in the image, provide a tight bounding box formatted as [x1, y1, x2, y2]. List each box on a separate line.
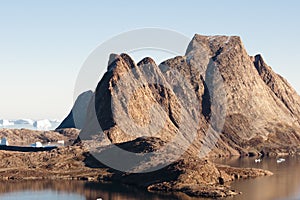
[201, 76, 211, 120]
[212, 47, 224, 61]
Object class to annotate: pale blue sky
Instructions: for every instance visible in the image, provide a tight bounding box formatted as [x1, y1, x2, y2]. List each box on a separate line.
[0, 0, 299, 119]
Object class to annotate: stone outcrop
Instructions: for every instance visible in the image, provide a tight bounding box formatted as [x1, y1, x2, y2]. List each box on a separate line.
[77, 34, 300, 158]
[0, 128, 79, 146]
[56, 34, 300, 197]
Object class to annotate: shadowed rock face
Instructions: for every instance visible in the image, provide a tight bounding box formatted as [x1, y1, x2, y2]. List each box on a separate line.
[56, 90, 93, 130]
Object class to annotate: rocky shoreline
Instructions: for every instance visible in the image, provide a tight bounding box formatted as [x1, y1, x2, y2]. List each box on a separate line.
[0, 128, 273, 198]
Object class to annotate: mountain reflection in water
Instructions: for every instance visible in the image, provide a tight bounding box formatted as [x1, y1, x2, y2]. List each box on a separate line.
[1, 157, 300, 200]
[0, 180, 186, 200]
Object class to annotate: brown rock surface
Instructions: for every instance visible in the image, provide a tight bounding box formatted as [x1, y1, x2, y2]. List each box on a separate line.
[64, 34, 300, 197]
[0, 128, 79, 146]
[253, 54, 300, 123]
[0, 145, 109, 181]
[0, 133, 272, 198]
[84, 137, 272, 198]
[185, 35, 300, 157]
[78, 34, 300, 159]
[4, 33, 300, 198]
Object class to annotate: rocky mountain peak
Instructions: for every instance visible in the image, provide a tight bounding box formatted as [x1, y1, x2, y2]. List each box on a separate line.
[137, 57, 157, 66]
[120, 53, 136, 68]
[56, 90, 93, 130]
[106, 53, 135, 75]
[253, 54, 267, 73]
[107, 53, 120, 67]
[56, 33, 300, 198]
[60, 33, 300, 159]
[186, 34, 244, 57]
[184, 34, 247, 79]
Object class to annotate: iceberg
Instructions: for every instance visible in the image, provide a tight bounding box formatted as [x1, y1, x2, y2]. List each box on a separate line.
[33, 119, 52, 130]
[0, 119, 14, 126]
[50, 119, 61, 123]
[31, 141, 43, 147]
[14, 119, 34, 125]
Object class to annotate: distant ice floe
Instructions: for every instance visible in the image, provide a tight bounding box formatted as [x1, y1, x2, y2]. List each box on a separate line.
[50, 119, 61, 123]
[14, 119, 34, 125]
[33, 119, 52, 130]
[0, 119, 14, 126]
[0, 118, 60, 130]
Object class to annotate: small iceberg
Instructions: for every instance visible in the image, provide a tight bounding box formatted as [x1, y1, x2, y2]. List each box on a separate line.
[0, 119, 14, 126]
[277, 158, 285, 163]
[33, 119, 52, 130]
[0, 138, 9, 146]
[14, 119, 34, 125]
[31, 141, 43, 148]
[255, 158, 262, 163]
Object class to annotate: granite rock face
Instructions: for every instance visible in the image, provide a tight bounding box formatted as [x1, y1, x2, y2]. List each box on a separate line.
[77, 34, 300, 158]
[253, 54, 300, 123]
[183, 35, 300, 156]
[56, 34, 300, 197]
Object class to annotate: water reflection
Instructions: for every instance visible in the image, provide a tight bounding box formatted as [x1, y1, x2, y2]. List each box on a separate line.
[0, 180, 186, 200]
[215, 156, 300, 200]
[0, 190, 85, 200]
[1, 157, 300, 200]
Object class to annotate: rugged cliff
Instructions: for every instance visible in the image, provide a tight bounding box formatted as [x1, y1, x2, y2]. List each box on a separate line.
[56, 34, 300, 197]
[77, 34, 300, 158]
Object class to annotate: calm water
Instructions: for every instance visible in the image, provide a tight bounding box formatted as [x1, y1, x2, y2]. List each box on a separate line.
[1, 157, 300, 200]
[0, 180, 184, 200]
[216, 156, 300, 200]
